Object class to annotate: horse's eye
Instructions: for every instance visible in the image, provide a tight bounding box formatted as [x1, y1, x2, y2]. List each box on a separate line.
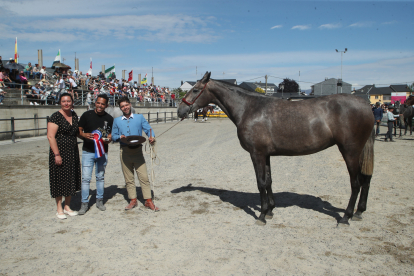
[193, 89, 199, 93]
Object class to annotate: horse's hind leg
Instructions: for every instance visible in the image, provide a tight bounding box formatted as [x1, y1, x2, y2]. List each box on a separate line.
[338, 149, 361, 226]
[353, 173, 372, 221]
[265, 155, 275, 219]
[250, 153, 270, 225]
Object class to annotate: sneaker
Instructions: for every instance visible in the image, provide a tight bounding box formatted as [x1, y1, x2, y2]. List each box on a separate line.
[78, 202, 89, 215]
[30, 102, 33, 105]
[34, 102, 39, 105]
[96, 199, 106, 211]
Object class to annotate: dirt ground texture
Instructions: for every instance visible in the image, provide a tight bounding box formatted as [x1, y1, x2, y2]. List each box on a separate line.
[0, 118, 413, 275]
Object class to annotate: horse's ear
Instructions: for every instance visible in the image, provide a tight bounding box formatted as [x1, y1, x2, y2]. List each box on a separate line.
[201, 71, 211, 84]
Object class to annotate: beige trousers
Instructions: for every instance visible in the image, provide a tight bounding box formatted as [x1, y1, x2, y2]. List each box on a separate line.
[120, 146, 152, 200]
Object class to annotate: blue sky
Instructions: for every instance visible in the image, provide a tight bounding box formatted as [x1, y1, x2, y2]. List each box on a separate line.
[0, 0, 413, 90]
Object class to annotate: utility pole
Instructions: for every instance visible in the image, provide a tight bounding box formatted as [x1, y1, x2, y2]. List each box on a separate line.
[265, 75, 268, 95]
[335, 48, 347, 94]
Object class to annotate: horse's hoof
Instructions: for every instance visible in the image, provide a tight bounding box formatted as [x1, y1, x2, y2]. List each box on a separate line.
[337, 221, 350, 228]
[352, 213, 363, 221]
[265, 211, 274, 219]
[255, 219, 266, 226]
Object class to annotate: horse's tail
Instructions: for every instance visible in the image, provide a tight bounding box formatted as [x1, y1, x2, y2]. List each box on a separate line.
[359, 127, 375, 175]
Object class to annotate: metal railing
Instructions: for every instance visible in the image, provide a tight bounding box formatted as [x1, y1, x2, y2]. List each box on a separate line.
[0, 112, 195, 143]
[0, 115, 49, 143]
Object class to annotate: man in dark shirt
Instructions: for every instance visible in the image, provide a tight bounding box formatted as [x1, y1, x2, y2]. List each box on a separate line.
[372, 102, 384, 137]
[78, 94, 114, 215]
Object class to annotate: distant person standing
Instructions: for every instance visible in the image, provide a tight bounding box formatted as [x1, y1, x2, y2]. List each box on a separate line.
[54, 74, 65, 102]
[372, 102, 384, 137]
[385, 105, 397, 142]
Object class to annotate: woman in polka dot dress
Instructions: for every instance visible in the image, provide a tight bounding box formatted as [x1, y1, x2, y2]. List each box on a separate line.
[47, 93, 81, 219]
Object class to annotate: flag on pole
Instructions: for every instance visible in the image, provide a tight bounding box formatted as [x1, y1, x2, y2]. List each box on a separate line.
[14, 37, 19, 63]
[105, 65, 115, 78]
[141, 73, 147, 85]
[52, 49, 61, 66]
[128, 70, 133, 82]
[87, 58, 92, 76]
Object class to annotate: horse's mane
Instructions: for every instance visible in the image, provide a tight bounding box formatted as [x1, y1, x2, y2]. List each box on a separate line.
[212, 79, 270, 98]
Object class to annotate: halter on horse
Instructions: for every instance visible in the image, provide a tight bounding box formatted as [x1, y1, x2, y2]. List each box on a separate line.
[178, 72, 375, 226]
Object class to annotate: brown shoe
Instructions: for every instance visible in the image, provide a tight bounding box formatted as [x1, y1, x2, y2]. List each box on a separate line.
[144, 199, 159, 212]
[125, 198, 138, 210]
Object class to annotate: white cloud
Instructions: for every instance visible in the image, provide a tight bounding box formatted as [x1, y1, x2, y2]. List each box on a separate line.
[160, 51, 414, 89]
[5, 14, 219, 43]
[270, 25, 282, 29]
[291, 25, 311, 30]
[319, 23, 341, 29]
[349, 21, 374, 28]
[381, 21, 397, 25]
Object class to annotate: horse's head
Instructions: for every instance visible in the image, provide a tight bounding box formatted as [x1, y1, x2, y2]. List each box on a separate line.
[177, 71, 213, 119]
[405, 95, 414, 106]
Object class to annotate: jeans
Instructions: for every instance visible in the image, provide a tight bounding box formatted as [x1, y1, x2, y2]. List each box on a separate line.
[81, 151, 108, 203]
[33, 72, 42, 79]
[24, 71, 32, 79]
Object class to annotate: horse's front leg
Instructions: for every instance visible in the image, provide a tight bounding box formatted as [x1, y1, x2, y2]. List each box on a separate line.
[250, 153, 269, 226]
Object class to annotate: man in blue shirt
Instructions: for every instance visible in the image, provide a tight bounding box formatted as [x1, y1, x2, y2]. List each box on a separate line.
[372, 102, 384, 137]
[111, 96, 159, 211]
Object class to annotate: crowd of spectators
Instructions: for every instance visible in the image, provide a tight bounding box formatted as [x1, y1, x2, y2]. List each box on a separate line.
[0, 55, 176, 106]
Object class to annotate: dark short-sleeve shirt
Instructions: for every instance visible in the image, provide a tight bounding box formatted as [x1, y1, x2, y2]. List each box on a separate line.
[78, 110, 114, 153]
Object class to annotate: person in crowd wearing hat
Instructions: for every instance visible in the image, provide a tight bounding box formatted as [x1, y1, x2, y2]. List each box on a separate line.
[372, 102, 384, 137]
[32, 64, 42, 79]
[111, 96, 159, 211]
[78, 94, 114, 215]
[385, 105, 398, 142]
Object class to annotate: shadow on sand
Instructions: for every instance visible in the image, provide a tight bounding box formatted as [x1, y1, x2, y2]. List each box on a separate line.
[171, 184, 344, 222]
[70, 185, 147, 209]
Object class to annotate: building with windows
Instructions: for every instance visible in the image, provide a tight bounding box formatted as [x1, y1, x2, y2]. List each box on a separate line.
[355, 84, 411, 104]
[311, 78, 352, 96]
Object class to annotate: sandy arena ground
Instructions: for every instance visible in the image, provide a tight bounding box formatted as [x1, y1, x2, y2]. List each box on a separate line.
[0, 118, 413, 275]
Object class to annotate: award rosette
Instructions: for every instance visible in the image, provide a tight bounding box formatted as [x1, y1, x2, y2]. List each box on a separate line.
[92, 129, 105, 158]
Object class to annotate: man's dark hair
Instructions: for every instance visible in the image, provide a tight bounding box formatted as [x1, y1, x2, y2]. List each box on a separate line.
[117, 96, 130, 106]
[58, 93, 74, 104]
[96, 93, 109, 104]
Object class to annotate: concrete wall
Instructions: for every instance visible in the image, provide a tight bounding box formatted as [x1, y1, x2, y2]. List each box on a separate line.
[0, 105, 177, 141]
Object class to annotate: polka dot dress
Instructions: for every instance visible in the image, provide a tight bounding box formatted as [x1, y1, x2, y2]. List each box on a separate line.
[49, 111, 81, 198]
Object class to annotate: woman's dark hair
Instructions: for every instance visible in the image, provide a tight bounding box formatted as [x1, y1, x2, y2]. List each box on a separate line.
[96, 93, 109, 104]
[117, 96, 130, 106]
[58, 93, 74, 104]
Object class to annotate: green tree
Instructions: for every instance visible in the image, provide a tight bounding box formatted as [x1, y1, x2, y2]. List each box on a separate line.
[172, 88, 186, 99]
[255, 87, 265, 93]
[278, 78, 299, 93]
[408, 82, 414, 94]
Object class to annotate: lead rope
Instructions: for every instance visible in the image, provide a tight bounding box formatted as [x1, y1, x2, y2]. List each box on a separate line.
[145, 117, 184, 211]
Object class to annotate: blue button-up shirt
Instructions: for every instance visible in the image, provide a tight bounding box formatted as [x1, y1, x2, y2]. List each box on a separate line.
[111, 113, 155, 146]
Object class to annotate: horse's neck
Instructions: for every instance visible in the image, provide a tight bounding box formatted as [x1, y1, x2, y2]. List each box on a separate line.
[209, 82, 248, 126]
